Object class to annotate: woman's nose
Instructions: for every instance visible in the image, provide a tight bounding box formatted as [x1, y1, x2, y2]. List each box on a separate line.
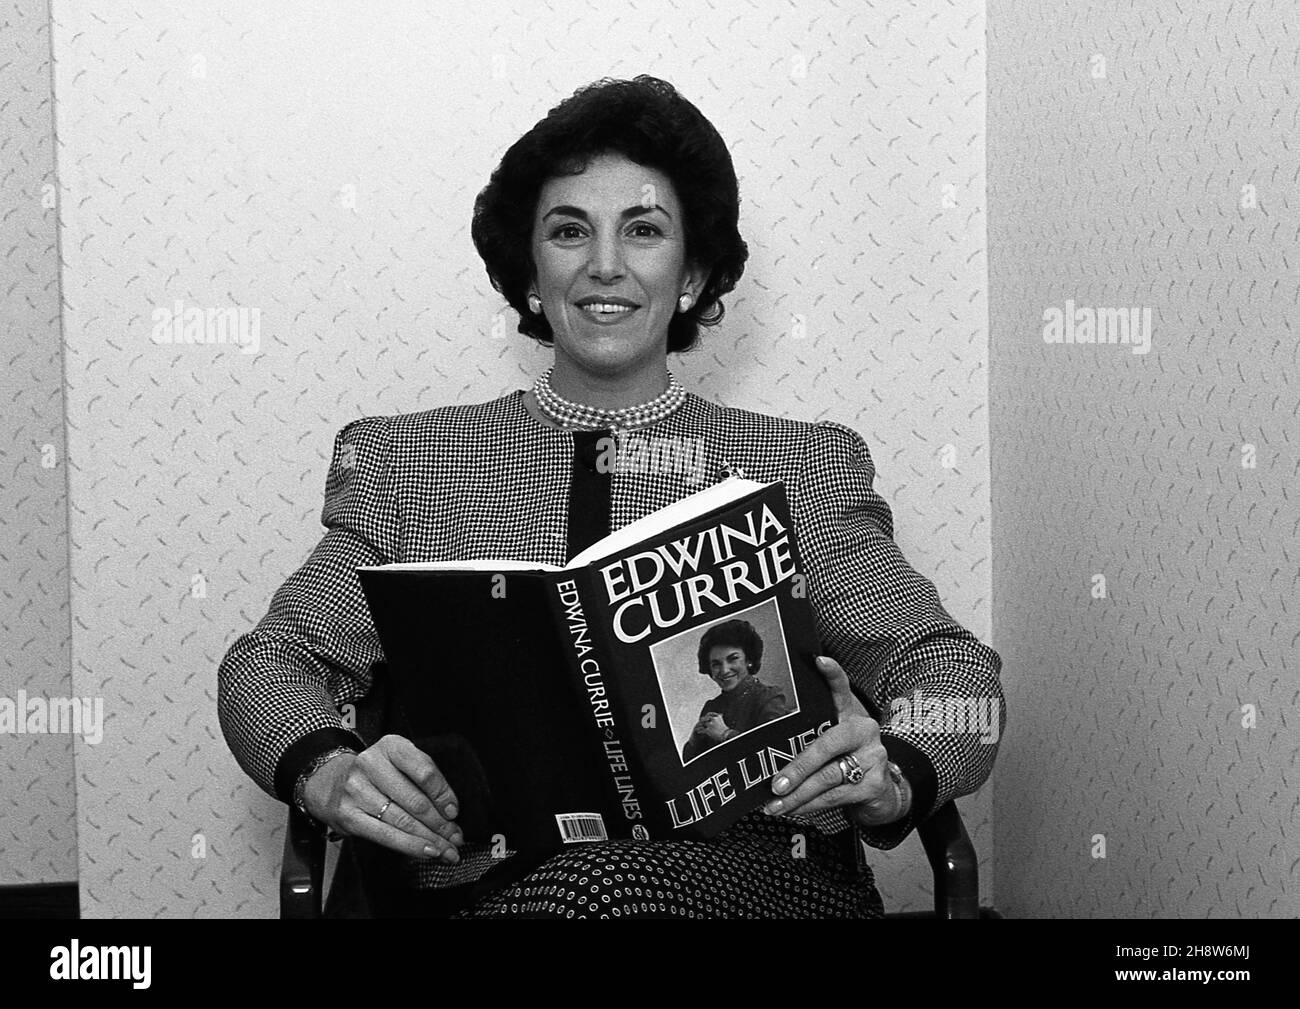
[586, 232, 626, 280]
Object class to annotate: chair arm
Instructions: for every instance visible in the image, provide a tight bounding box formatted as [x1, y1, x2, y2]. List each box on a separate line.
[917, 800, 979, 919]
[281, 805, 327, 919]
[277, 663, 389, 918]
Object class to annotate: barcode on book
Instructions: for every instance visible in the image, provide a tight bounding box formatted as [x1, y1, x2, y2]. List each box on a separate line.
[556, 813, 608, 843]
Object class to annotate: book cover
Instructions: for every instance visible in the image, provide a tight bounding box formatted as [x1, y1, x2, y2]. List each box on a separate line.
[357, 478, 836, 865]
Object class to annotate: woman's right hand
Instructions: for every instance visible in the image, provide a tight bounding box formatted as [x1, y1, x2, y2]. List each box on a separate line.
[302, 734, 463, 863]
[695, 712, 729, 742]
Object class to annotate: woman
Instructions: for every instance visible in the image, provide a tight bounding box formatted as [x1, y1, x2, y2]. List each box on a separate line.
[682, 619, 793, 762]
[218, 75, 1005, 918]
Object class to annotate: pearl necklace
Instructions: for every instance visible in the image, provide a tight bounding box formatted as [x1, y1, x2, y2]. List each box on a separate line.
[533, 367, 686, 433]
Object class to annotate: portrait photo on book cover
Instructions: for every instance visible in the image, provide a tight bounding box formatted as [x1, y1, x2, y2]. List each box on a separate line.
[650, 599, 800, 766]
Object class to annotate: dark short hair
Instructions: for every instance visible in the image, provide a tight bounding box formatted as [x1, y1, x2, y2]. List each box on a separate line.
[471, 75, 749, 353]
[697, 619, 763, 677]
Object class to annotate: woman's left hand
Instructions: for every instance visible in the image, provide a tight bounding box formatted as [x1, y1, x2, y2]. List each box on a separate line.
[762, 655, 907, 827]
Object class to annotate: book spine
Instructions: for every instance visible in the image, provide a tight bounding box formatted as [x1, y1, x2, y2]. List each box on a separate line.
[546, 568, 648, 841]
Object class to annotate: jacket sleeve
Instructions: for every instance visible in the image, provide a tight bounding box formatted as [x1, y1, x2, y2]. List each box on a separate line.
[217, 415, 400, 802]
[792, 420, 1006, 851]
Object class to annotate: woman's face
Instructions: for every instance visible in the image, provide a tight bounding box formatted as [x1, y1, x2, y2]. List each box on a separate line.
[707, 645, 749, 692]
[530, 151, 703, 379]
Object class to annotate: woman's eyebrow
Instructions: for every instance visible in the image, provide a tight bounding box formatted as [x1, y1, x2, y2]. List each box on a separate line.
[542, 203, 672, 221]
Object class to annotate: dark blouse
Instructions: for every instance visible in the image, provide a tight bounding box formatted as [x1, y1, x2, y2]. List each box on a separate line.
[681, 675, 794, 762]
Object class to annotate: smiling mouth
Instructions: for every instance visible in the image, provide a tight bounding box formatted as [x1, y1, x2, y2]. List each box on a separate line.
[577, 303, 639, 321]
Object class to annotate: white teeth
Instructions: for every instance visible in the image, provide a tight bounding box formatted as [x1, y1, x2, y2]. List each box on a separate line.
[581, 303, 634, 313]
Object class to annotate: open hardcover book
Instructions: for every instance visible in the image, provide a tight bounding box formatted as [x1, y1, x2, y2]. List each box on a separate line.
[357, 477, 836, 867]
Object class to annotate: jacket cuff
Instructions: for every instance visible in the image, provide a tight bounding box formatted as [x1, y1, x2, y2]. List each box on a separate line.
[856, 734, 939, 850]
[274, 726, 366, 805]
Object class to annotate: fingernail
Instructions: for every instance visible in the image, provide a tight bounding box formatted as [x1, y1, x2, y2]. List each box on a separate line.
[449, 831, 463, 846]
[764, 800, 783, 814]
[443, 847, 460, 864]
[444, 803, 458, 819]
[773, 776, 789, 794]
[423, 845, 440, 859]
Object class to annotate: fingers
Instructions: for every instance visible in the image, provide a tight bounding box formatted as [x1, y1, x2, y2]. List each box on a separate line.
[769, 777, 863, 820]
[764, 751, 857, 817]
[335, 773, 460, 863]
[384, 735, 460, 817]
[772, 716, 877, 798]
[332, 735, 463, 862]
[764, 717, 886, 818]
[350, 813, 459, 863]
[776, 751, 890, 820]
[362, 736, 461, 845]
[814, 655, 868, 719]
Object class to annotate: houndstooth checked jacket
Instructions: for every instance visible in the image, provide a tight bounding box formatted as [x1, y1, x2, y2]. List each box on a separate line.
[217, 389, 1005, 852]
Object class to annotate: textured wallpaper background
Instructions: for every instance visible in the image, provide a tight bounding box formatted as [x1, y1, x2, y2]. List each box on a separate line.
[45, 1, 995, 917]
[988, 1, 1298, 917]
[0, 0, 78, 885]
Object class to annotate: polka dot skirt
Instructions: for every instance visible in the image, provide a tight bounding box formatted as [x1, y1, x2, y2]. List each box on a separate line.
[449, 810, 883, 919]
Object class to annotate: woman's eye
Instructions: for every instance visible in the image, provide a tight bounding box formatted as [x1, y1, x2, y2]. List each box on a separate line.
[630, 222, 662, 237]
[552, 224, 583, 240]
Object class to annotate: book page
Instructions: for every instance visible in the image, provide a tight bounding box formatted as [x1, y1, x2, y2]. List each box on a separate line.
[357, 478, 771, 574]
[357, 559, 562, 572]
[565, 477, 770, 569]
